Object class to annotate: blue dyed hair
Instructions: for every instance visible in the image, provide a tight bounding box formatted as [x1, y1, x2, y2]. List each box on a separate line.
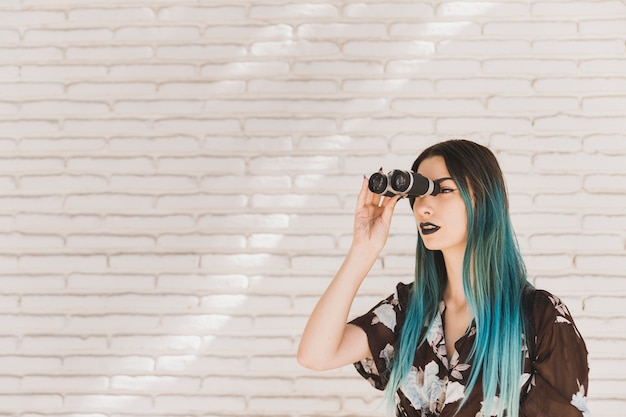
[385, 140, 531, 417]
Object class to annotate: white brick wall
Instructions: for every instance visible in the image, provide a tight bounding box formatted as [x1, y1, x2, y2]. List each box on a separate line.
[0, 0, 625, 415]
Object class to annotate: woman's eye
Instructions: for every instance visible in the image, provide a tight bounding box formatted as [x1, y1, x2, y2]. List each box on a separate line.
[440, 188, 455, 194]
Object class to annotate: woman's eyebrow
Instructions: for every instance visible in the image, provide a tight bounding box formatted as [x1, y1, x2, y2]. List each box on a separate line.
[435, 177, 454, 183]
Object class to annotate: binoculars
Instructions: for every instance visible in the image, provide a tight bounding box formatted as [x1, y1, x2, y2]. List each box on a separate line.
[368, 169, 440, 197]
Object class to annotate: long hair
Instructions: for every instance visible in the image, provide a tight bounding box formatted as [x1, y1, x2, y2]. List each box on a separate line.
[385, 140, 531, 417]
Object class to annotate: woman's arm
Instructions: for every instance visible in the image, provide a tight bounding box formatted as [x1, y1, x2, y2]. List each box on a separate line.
[297, 177, 401, 371]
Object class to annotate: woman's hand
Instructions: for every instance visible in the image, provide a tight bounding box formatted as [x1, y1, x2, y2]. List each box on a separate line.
[352, 176, 402, 255]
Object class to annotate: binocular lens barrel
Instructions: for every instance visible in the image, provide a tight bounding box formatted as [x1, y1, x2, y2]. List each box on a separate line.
[367, 169, 440, 197]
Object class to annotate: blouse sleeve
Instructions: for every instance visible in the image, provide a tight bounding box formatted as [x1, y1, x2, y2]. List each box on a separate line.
[348, 282, 412, 391]
[521, 290, 590, 417]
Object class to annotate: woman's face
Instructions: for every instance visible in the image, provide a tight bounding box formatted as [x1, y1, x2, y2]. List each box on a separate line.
[413, 156, 468, 256]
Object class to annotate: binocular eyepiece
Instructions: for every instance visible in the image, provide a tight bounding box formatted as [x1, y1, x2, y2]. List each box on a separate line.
[368, 169, 440, 197]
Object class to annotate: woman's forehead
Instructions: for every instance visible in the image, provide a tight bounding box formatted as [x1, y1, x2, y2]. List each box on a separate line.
[416, 156, 451, 179]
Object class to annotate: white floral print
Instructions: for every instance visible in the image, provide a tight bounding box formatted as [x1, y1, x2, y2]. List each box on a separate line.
[571, 379, 591, 416]
[402, 361, 447, 414]
[372, 303, 397, 331]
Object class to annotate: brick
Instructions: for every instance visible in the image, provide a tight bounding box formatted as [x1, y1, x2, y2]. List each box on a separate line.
[484, 21, 577, 36]
[159, 81, 245, 95]
[249, 396, 341, 413]
[343, 117, 433, 133]
[523, 254, 573, 271]
[583, 135, 626, 154]
[576, 255, 626, 274]
[438, 78, 531, 93]
[0, 233, 63, 249]
[506, 173, 581, 192]
[531, 1, 626, 16]
[530, 234, 622, 251]
[110, 64, 195, 78]
[0, 356, 62, 373]
[115, 26, 199, 41]
[0, 82, 64, 97]
[111, 335, 202, 351]
[252, 193, 341, 209]
[67, 315, 160, 332]
[68, 7, 155, 21]
[536, 191, 626, 210]
[204, 137, 293, 153]
[19, 138, 106, 152]
[157, 194, 247, 210]
[155, 395, 245, 412]
[159, 6, 247, 21]
[391, 22, 481, 37]
[0, 66, 18, 80]
[200, 175, 291, 193]
[64, 394, 152, 410]
[63, 355, 154, 373]
[157, 233, 245, 249]
[583, 96, 626, 112]
[292, 60, 383, 75]
[114, 100, 203, 114]
[110, 136, 199, 152]
[0, 314, 65, 332]
[490, 136, 582, 151]
[585, 297, 626, 314]
[437, 117, 531, 133]
[0, 196, 62, 212]
[21, 65, 107, 80]
[0, 275, 65, 292]
[67, 82, 156, 96]
[299, 23, 386, 39]
[198, 214, 289, 230]
[202, 61, 289, 78]
[155, 355, 246, 373]
[18, 255, 107, 272]
[204, 376, 292, 394]
[67, 273, 155, 291]
[65, 193, 154, 210]
[110, 175, 196, 191]
[105, 215, 195, 230]
[249, 156, 339, 173]
[0, 395, 62, 409]
[21, 336, 107, 352]
[387, 59, 481, 75]
[251, 40, 339, 56]
[110, 254, 199, 270]
[24, 29, 112, 43]
[245, 117, 336, 133]
[344, 3, 434, 18]
[157, 45, 246, 60]
[0, 158, 63, 172]
[67, 46, 152, 61]
[534, 40, 625, 55]
[0, 47, 63, 63]
[535, 114, 626, 132]
[158, 156, 244, 174]
[154, 118, 241, 134]
[64, 119, 152, 134]
[583, 214, 626, 230]
[66, 234, 155, 249]
[392, 98, 483, 113]
[343, 78, 434, 93]
[248, 79, 337, 94]
[580, 59, 626, 74]
[483, 59, 577, 74]
[205, 24, 292, 39]
[201, 254, 290, 271]
[534, 153, 625, 172]
[24, 172, 99, 196]
[22, 100, 110, 115]
[157, 274, 248, 291]
[22, 376, 108, 391]
[111, 375, 200, 391]
[343, 41, 434, 57]
[487, 96, 578, 112]
[291, 255, 355, 272]
[250, 4, 339, 18]
[206, 98, 385, 114]
[0, 120, 58, 135]
[438, 40, 530, 55]
[16, 214, 101, 230]
[206, 335, 292, 353]
[437, 2, 529, 16]
[584, 174, 626, 193]
[0, 11, 64, 24]
[202, 295, 291, 312]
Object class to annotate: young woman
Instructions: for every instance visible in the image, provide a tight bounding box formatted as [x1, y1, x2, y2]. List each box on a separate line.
[298, 140, 589, 417]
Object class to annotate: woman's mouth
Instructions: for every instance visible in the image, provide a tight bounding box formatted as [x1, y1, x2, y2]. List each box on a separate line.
[420, 222, 440, 235]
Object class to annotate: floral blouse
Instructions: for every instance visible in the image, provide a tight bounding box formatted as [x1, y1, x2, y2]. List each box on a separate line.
[349, 283, 590, 417]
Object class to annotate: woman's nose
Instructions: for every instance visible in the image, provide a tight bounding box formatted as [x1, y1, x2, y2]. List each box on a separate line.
[414, 195, 434, 217]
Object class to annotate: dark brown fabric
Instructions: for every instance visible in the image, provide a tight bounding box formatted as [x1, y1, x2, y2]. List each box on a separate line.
[349, 283, 590, 417]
